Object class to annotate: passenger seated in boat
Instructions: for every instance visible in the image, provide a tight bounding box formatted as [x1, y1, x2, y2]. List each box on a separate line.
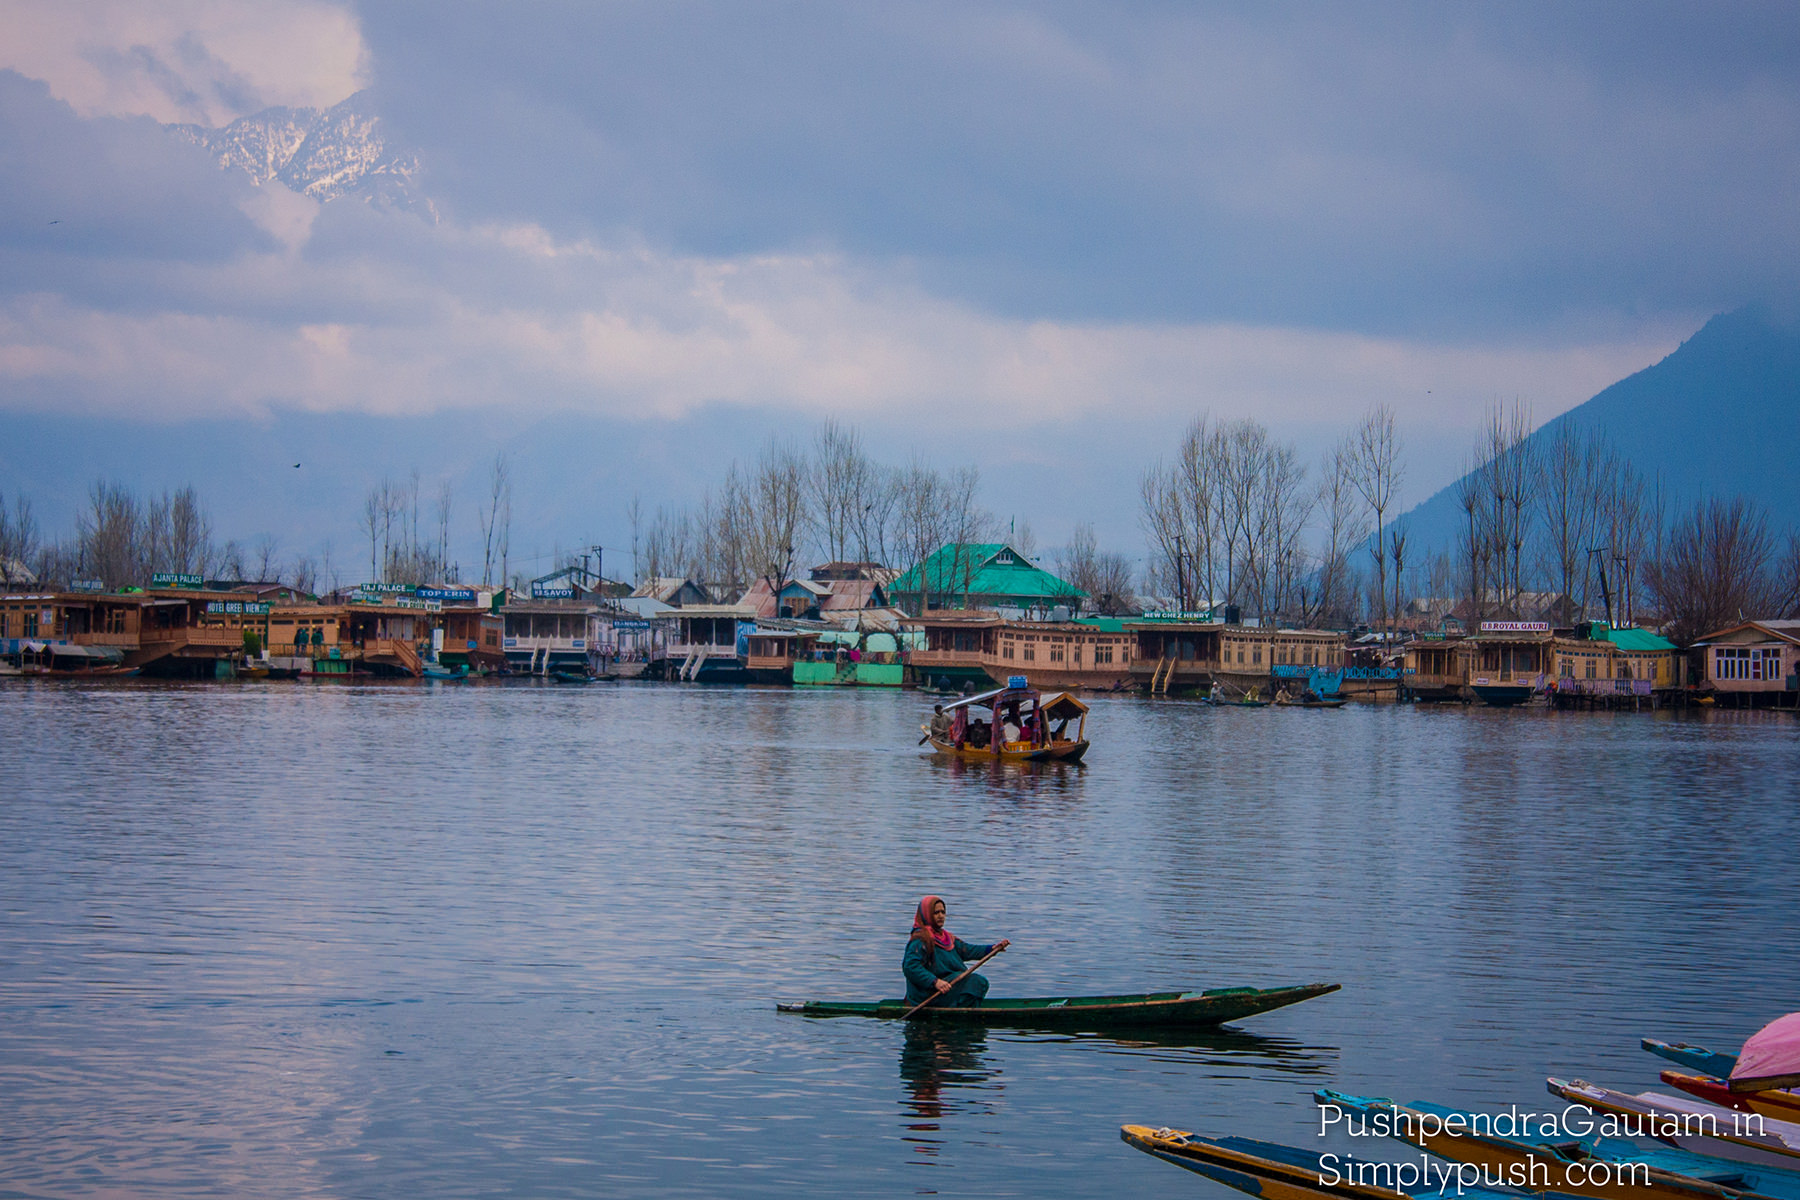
[966, 720, 989, 748]
[903, 895, 1008, 1007]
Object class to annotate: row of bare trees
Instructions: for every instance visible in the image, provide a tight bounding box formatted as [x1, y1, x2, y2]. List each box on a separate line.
[1139, 407, 1399, 628]
[359, 469, 461, 586]
[627, 420, 996, 607]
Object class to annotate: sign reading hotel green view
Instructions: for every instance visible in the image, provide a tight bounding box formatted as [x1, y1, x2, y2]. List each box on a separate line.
[152, 573, 203, 589]
[204, 601, 271, 616]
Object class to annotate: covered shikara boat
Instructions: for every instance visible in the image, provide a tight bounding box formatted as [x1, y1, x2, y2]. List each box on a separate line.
[779, 981, 1338, 1028]
[1316, 1089, 1800, 1200]
[1547, 1078, 1800, 1171]
[1119, 1127, 1559, 1200]
[922, 680, 1091, 763]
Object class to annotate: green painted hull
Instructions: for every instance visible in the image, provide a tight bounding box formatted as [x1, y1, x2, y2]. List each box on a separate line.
[778, 981, 1338, 1027]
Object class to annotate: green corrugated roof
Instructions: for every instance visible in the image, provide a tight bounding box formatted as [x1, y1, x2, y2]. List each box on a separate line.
[1076, 617, 1126, 632]
[891, 543, 1084, 601]
[1602, 626, 1676, 651]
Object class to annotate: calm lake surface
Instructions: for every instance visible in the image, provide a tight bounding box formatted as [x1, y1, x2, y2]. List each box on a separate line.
[2, 681, 1797, 1198]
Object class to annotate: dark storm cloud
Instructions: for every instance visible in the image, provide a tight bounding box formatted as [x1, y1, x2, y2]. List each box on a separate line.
[0, 70, 271, 269]
[355, 1, 1800, 336]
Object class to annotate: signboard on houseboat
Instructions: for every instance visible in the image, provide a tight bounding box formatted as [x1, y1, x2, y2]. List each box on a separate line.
[205, 600, 271, 616]
[151, 573, 203, 589]
[417, 587, 476, 603]
[69, 579, 106, 593]
[530, 583, 576, 599]
[1479, 621, 1549, 633]
[611, 619, 650, 630]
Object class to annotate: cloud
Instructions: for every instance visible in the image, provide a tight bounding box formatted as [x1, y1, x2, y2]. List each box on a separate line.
[0, 70, 271, 262]
[353, 2, 1800, 338]
[0, 0, 367, 125]
[0, 202, 1681, 456]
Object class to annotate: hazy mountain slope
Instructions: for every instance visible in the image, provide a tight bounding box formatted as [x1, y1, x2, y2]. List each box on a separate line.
[1395, 305, 1800, 554]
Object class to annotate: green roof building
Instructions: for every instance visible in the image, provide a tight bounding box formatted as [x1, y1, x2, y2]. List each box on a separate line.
[890, 543, 1084, 615]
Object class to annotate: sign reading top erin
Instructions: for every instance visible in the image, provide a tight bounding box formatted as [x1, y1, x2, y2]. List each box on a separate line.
[151, 573, 203, 589]
[417, 587, 476, 603]
[1479, 621, 1550, 633]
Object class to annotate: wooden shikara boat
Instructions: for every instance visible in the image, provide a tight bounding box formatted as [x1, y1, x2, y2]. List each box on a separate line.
[923, 681, 1091, 763]
[1317, 1089, 1800, 1200]
[1274, 696, 1348, 709]
[1548, 1079, 1800, 1171]
[1120, 1127, 1557, 1200]
[779, 981, 1338, 1028]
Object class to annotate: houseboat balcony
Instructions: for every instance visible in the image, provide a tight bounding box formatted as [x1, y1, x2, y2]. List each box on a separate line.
[71, 631, 139, 650]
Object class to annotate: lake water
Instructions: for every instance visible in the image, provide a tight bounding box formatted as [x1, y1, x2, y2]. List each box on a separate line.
[2, 680, 1797, 1198]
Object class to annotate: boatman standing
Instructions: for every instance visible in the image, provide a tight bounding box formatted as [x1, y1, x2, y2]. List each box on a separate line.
[903, 895, 1008, 1008]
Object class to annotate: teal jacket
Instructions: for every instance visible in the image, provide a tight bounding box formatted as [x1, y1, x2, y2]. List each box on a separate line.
[902, 934, 995, 1005]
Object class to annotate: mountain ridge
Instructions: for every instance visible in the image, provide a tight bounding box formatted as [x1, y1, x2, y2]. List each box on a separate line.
[1393, 305, 1800, 556]
[169, 91, 434, 219]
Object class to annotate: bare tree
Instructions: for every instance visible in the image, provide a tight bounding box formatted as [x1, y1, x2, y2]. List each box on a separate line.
[1309, 440, 1366, 627]
[1777, 531, 1800, 619]
[435, 478, 454, 581]
[1645, 496, 1776, 645]
[252, 534, 280, 581]
[479, 453, 512, 586]
[0, 492, 40, 581]
[79, 481, 143, 588]
[746, 438, 809, 598]
[1055, 523, 1137, 615]
[360, 487, 383, 584]
[807, 418, 863, 565]
[1349, 404, 1402, 631]
[1536, 423, 1602, 625]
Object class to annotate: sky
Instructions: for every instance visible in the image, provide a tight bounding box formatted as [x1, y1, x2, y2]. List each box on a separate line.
[3, 1, 1798, 578]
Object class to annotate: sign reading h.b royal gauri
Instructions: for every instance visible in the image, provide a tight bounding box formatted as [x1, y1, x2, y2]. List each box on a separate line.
[1479, 621, 1550, 633]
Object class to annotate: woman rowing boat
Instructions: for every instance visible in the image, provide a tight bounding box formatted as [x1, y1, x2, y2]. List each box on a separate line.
[903, 895, 1009, 1008]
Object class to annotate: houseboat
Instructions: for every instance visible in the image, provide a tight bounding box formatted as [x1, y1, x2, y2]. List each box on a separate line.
[501, 595, 600, 676]
[1128, 615, 1344, 697]
[1465, 621, 1553, 705]
[659, 604, 757, 682]
[267, 599, 426, 677]
[1691, 619, 1800, 708]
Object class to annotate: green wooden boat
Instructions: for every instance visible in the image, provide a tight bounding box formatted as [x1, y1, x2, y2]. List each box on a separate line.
[777, 981, 1339, 1027]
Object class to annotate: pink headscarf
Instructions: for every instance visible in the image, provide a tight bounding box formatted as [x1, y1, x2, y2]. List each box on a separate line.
[912, 894, 953, 950]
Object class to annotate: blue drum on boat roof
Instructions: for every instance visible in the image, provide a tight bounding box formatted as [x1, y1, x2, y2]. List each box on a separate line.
[1007, 675, 1029, 689]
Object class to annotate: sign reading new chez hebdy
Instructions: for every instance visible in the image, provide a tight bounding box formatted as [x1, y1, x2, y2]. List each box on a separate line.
[152, 572, 204, 589]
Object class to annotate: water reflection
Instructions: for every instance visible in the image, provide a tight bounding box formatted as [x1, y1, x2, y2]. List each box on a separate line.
[1008, 1023, 1339, 1076]
[898, 1024, 999, 1158]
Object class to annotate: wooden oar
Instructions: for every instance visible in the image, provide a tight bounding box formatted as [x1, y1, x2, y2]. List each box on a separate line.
[900, 944, 1006, 1020]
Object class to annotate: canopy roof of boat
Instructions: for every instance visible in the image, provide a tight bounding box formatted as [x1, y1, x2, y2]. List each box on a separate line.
[943, 686, 1087, 715]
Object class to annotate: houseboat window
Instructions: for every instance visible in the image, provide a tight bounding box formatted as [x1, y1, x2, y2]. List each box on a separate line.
[1023, 646, 1035, 661]
[23, 610, 38, 636]
[1252, 648, 1261, 665]
[1002, 644, 1014, 660]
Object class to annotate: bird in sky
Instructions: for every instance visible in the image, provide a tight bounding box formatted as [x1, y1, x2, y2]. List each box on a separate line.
[294, 463, 302, 468]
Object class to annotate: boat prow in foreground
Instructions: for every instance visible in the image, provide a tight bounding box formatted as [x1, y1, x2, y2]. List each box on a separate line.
[779, 981, 1338, 1027]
